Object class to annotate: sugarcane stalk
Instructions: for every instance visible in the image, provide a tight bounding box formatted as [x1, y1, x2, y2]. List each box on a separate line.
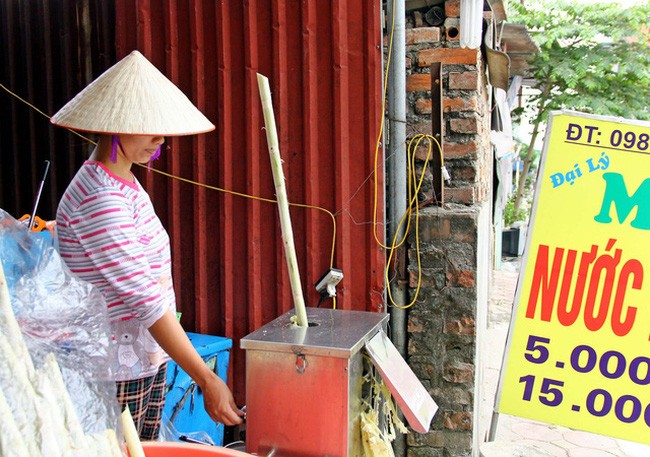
[0, 331, 52, 456]
[34, 366, 70, 454]
[257, 73, 308, 327]
[0, 261, 66, 455]
[104, 428, 123, 457]
[122, 405, 145, 457]
[0, 259, 34, 376]
[0, 387, 29, 457]
[41, 353, 86, 448]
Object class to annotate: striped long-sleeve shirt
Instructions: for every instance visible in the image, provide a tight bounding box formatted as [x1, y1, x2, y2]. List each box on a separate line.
[56, 161, 174, 381]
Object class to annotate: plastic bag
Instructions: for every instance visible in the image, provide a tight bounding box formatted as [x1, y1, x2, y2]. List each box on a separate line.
[0, 209, 123, 456]
[159, 411, 216, 446]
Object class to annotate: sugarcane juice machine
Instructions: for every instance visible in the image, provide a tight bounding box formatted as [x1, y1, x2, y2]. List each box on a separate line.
[241, 307, 438, 456]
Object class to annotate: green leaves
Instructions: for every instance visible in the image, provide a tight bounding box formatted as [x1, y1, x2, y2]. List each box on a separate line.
[507, 1, 650, 217]
[509, 0, 650, 120]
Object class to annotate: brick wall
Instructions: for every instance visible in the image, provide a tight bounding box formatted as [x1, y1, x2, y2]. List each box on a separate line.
[402, 1, 493, 455]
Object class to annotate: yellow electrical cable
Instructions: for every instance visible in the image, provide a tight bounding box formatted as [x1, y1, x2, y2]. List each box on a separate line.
[139, 165, 338, 270]
[372, 0, 397, 251]
[0, 82, 337, 290]
[0, 83, 96, 145]
[373, 2, 445, 309]
[384, 134, 442, 309]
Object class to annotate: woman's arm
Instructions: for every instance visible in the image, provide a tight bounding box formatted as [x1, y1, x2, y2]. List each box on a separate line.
[148, 310, 243, 426]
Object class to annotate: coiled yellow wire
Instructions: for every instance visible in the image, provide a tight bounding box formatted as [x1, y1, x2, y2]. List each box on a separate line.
[372, 1, 445, 309]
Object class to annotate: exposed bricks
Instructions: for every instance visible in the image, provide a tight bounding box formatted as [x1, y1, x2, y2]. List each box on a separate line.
[403, 4, 492, 455]
[406, 27, 442, 45]
[413, 10, 425, 28]
[444, 140, 478, 159]
[415, 98, 432, 114]
[445, 0, 460, 17]
[425, 217, 451, 241]
[406, 73, 431, 92]
[408, 211, 480, 455]
[450, 115, 479, 134]
[446, 270, 476, 287]
[418, 47, 479, 67]
[408, 316, 426, 333]
[443, 362, 474, 383]
[409, 269, 437, 288]
[407, 430, 473, 449]
[443, 411, 473, 431]
[451, 228, 478, 243]
[445, 186, 476, 204]
[449, 71, 480, 90]
[413, 143, 439, 161]
[443, 96, 479, 112]
[407, 121, 433, 136]
[445, 316, 476, 335]
[454, 165, 477, 182]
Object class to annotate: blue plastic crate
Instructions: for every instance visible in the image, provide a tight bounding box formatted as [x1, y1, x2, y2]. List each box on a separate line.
[163, 332, 232, 446]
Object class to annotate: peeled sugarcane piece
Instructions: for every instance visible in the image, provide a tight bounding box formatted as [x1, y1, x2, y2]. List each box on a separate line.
[0, 259, 34, 377]
[34, 365, 71, 455]
[38, 356, 123, 457]
[0, 328, 44, 456]
[122, 405, 145, 457]
[0, 262, 61, 456]
[85, 430, 113, 457]
[103, 428, 123, 457]
[0, 260, 35, 436]
[42, 353, 86, 445]
[0, 386, 29, 457]
[38, 353, 87, 454]
[257, 73, 308, 327]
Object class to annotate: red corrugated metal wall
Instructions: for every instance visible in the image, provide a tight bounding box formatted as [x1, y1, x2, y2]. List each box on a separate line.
[114, 0, 385, 403]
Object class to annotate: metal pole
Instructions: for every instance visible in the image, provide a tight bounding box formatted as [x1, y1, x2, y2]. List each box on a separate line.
[386, 0, 407, 455]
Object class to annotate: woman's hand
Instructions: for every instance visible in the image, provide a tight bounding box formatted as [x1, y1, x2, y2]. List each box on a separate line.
[198, 371, 244, 426]
[148, 310, 243, 425]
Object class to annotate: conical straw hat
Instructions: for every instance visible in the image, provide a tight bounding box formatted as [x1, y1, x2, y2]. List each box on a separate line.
[51, 50, 215, 136]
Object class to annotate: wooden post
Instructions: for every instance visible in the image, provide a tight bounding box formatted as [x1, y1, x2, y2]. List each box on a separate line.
[430, 62, 444, 205]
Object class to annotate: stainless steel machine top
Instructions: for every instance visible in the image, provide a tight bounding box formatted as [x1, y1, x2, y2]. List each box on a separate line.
[240, 307, 388, 358]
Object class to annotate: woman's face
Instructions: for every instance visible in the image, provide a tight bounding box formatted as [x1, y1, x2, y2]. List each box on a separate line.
[118, 134, 165, 164]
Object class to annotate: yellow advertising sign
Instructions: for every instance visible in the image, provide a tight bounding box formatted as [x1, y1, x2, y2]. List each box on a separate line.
[498, 111, 650, 444]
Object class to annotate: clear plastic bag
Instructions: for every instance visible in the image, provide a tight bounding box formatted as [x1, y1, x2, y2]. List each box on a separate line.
[158, 411, 216, 446]
[0, 209, 123, 456]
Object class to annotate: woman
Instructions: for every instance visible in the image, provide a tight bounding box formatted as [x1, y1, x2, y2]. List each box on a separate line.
[52, 50, 243, 440]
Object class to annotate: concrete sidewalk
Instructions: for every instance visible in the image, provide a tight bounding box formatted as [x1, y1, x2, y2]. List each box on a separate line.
[481, 257, 650, 457]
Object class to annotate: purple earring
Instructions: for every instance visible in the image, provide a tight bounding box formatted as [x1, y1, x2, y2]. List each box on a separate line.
[110, 135, 119, 163]
[147, 145, 162, 172]
[151, 144, 162, 161]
